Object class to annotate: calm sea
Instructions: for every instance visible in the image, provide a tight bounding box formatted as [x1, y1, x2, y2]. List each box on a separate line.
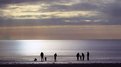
[0, 40, 121, 63]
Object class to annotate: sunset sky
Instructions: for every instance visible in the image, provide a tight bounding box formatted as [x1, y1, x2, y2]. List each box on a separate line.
[0, 0, 121, 39]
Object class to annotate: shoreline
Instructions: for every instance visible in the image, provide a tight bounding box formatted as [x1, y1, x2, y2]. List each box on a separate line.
[0, 63, 121, 67]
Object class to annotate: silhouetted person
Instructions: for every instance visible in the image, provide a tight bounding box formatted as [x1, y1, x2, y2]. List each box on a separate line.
[82, 53, 85, 61]
[45, 57, 47, 61]
[54, 53, 57, 62]
[87, 52, 90, 61]
[40, 52, 44, 62]
[34, 58, 37, 61]
[76, 53, 80, 61]
[80, 55, 82, 61]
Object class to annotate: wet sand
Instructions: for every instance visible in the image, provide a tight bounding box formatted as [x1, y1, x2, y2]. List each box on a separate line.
[0, 63, 121, 67]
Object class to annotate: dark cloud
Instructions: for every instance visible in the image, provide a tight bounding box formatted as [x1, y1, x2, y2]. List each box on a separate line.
[48, 2, 99, 11]
[0, 0, 64, 5]
[101, 0, 121, 18]
[72, 2, 98, 11]
[0, 0, 39, 4]
[0, 0, 41, 7]
[1, 0, 121, 25]
[0, 16, 120, 27]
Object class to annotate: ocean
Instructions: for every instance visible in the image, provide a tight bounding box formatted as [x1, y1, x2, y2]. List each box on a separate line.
[0, 40, 121, 64]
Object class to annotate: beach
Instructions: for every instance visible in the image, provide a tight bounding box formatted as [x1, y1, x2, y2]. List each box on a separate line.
[0, 40, 121, 67]
[0, 63, 121, 67]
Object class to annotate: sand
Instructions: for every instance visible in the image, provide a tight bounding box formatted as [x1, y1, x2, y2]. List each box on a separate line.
[0, 63, 121, 67]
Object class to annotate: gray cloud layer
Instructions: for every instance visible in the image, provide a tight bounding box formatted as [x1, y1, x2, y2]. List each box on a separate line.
[0, 0, 121, 26]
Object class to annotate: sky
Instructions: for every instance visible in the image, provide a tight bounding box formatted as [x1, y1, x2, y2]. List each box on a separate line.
[0, 0, 121, 39]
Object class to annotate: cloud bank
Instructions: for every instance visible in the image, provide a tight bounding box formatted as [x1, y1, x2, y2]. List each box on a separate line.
[0, 0, 121, 26]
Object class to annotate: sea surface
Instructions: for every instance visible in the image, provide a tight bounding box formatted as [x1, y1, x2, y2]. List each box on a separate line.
[0, 40, 121, 64]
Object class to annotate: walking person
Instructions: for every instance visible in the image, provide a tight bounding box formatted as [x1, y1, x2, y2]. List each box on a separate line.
[87, 52, 90, 61]
[76, 53, 80, 61]
[82, 53, 85, 61]
[54, 53, 57, 62]
[40, 52, 44, 62]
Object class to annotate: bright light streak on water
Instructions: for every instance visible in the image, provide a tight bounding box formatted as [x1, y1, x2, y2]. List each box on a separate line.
[0, 40, 121, 63]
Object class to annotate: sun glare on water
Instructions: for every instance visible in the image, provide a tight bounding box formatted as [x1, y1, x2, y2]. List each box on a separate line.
[19, 40, 49, 56]
[18, 40, 63, 56]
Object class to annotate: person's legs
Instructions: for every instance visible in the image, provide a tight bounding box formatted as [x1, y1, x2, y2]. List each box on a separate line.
[54, 57, 56, 62]
[41, 57, 42, 61]
[42, 57, 44, 62]
[77, 57, 79, 61]
[88, 56, 89, 60]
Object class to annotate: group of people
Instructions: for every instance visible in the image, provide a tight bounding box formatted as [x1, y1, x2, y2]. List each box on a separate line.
[34, 52, 57, 62]
[76, 52, 89, 61]
[34, 52, 90, 62]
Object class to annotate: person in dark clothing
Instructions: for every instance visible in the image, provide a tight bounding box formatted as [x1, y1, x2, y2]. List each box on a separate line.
[87, 52, 90, 61]
[82, 53, 85, 61]
[40, 52, 44, 62]
[54, 53, 57, 62]
[76, 53, 80, 61]
[34, 58, 37, 61]
[45, 57, 47, 61]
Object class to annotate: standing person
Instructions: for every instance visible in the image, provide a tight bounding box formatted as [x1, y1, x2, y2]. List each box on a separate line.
[76, 53, 80, 61]
[45, 57, 47, 61]
[40, 52, 44, 62]
[87, 52, 90, 61]
[82, 53, 85, 61]
[54, 53, 57, 62]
